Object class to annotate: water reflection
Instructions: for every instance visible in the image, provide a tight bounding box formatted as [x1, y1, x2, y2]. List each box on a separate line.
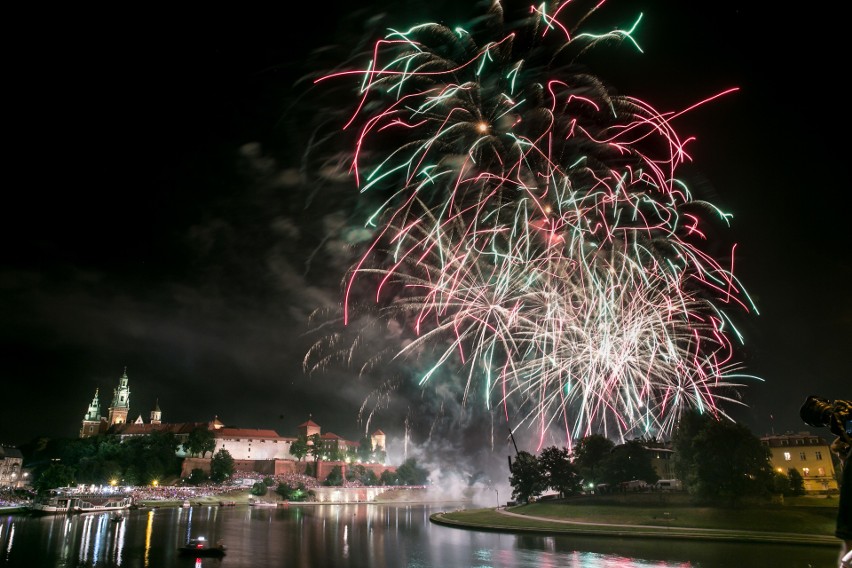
[0, 504, 839, 567]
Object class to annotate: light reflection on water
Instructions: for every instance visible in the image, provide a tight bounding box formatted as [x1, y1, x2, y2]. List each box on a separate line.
[0, 503, 839, 568]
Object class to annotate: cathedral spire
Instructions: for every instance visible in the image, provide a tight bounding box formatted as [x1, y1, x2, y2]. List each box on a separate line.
[80, 388, 103, 438]
[150, 398, 162, 424]
[83, 389, 100, 421]
[108, 368, 131, 426]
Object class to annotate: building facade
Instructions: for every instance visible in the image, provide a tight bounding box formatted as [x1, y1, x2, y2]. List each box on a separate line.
[80, 368, 151, 438]
[79, 370, 387, 479]
[0, 446, 24, 488]
[761, 432, 838, 493]
[212, 428, 295, 461]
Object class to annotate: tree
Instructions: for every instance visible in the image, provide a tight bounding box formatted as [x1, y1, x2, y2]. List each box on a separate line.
[787, 468, 806, 496]
[362, 469, 379, 486]
[308, 433, 323, 462]
[396, 458, 429, 485]
[33, 463, 76, 493]
[250, 482, 268, 496]
[290, 436, 309, 462]
[187, 468, 208, 485]
[374, 449, 387, 464]
[672, 411, 773, 504]
[209, 448, 235, 483]
[346, 464, 367, 484]
[123, 465, 140, 486]
[185, 426, 216, 458]
[771, 470, 791, 496]
[325, 466, 344, 486]
[672, 409, 714, 489]
[122, 432, 181, 484]
[538, 446, 581, 498]
[571, 434, 615, 490]
[357, 434, 373, 463]
[276, 482, 312, 502]
[380, 469, 400, 486]
[508, 451, 546, 504]
[599, 440, 660, 487]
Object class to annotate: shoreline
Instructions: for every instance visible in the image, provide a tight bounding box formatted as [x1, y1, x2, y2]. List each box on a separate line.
[429, 507, 839, 547]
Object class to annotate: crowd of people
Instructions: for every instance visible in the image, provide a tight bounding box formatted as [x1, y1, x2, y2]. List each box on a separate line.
[1, 467, 390, 509]
[0, 488, 34, 508]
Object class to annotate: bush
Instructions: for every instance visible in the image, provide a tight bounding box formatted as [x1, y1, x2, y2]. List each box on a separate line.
[186, 468, 208, 486]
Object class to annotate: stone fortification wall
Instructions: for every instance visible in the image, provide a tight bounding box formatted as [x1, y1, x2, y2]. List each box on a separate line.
[181, 458, 394, 482]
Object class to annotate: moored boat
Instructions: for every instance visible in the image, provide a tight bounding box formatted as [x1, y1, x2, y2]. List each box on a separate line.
[30, 490, 134, 515]
[74, 496, 133, 514]
[30, 496, 80, 515]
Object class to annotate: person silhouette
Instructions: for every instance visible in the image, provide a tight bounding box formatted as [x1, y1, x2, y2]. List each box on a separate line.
[831, 436, 850, 568]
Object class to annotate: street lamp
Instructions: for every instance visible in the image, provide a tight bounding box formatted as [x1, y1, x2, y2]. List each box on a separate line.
[494, 488, 499, 509]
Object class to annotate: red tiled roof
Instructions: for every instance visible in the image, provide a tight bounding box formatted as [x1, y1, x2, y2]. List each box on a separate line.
[298, 420, 320, 428]
[372, 429, 385, 435]
[215, 428, 281, 438]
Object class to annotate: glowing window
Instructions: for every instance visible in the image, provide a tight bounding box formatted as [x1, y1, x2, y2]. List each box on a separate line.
[802, 468, 810, 476]
[783, 452, 792, 461]
[818, 468, 825, 476]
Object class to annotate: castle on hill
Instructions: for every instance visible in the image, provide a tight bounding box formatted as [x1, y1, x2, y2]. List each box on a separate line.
[79, 369, 389, 479]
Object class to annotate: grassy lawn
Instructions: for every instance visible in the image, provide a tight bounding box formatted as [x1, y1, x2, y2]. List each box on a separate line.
[436, 494, 839, 537]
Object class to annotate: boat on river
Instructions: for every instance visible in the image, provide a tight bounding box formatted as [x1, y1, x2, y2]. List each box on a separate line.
[74, 496, 133, 514]
[30, 493, 133, 515]
[30, 495, 80, 515]
[178, 536, 226, 557]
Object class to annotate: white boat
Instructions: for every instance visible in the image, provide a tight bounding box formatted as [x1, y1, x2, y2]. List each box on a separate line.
[74, 496, 133, 514]
[30, 496, 80, 514]
[31, 493, 133, 515]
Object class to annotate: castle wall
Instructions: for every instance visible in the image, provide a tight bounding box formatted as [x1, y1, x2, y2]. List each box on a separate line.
[181, 457, 395, 483]
[213, 438, 293, 461]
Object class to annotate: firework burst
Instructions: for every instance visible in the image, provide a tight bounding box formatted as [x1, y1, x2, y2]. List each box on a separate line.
[305, 0, 759, 444]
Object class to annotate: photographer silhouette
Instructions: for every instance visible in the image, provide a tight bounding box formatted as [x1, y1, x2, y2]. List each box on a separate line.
[800, 396, 851, 567]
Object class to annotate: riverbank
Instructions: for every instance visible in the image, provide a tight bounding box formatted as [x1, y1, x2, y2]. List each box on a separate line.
[430, 497, 840, 547]
[132, 485, 457, 508]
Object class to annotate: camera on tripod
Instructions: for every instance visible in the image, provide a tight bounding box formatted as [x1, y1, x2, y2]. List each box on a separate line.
[800, 395, 852, 443]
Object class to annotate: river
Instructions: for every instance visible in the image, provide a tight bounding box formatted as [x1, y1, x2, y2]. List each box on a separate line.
[0, 503, 839, 567]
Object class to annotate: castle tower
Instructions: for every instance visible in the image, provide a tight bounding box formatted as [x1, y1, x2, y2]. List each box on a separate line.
[371, 429, 386, 451]
[108, 368, 131, 425]
[298, 417, 321, 439]
[80, 389, 103, 438]
[150, 399, 162, 425]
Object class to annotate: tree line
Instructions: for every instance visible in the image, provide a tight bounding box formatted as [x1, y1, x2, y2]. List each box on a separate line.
[509, 410, 810, 504]
[22, 426, 414, 493]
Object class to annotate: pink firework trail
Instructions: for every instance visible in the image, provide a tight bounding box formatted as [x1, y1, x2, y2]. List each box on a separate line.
[309, 0, 760, 444]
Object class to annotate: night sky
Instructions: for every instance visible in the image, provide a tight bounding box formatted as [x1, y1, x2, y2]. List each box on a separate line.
[3, 1, 848, 467]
